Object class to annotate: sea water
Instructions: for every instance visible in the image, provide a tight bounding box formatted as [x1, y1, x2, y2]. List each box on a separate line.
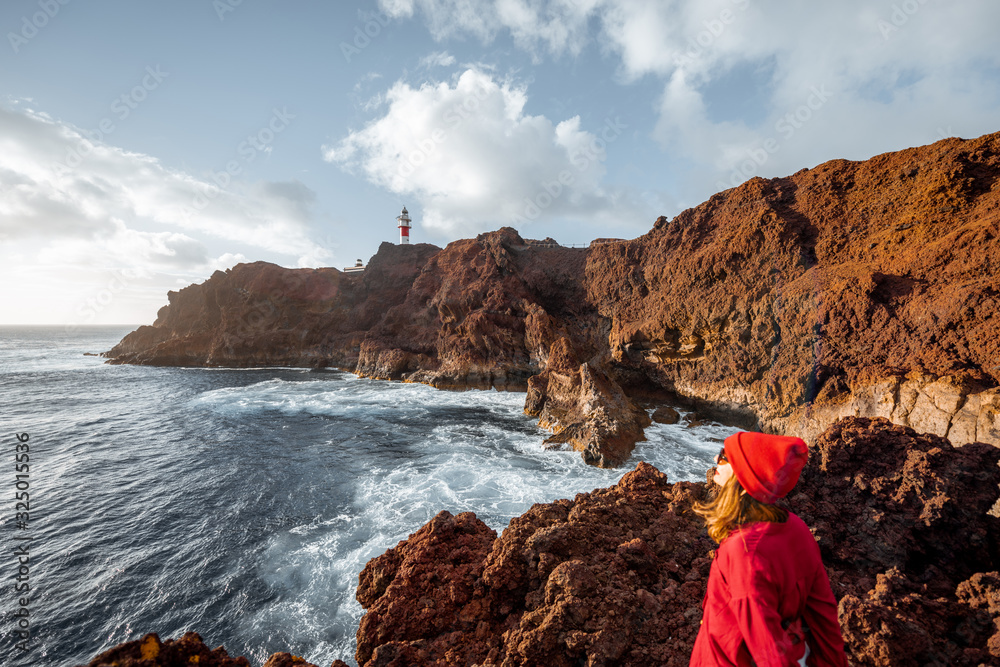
[0, 326, 739, 666]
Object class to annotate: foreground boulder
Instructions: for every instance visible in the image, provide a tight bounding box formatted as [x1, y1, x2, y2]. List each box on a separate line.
[354, 417, 1000, 666]
[72, 632, 348, 667]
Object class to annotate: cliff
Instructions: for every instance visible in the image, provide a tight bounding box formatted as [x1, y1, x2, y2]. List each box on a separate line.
[105, 242, 441, 369]
[106, 228, 650, 466]
[106, 131, 1000, 462]
[590, 133, 1000, 447]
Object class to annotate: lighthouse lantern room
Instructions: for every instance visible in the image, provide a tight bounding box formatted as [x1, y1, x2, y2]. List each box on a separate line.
[396, 206, 412, 244]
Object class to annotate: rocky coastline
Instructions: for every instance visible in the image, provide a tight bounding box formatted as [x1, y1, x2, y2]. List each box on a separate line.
[77, 417, 1000, 666]
[87, 132, 1000, 665]
[105, 132, 1000, 466]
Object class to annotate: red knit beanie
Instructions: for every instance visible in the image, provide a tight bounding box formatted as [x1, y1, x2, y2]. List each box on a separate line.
[724, 432, 808, 504]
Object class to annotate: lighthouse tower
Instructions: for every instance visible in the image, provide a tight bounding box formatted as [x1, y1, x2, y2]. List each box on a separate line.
[396, 206, 412, 244]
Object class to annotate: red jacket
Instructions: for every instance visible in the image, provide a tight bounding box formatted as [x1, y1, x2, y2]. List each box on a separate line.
[690, 512, 848, 666]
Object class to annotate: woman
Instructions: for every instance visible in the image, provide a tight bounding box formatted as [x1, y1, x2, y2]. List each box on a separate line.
[689, 431, 849, 666]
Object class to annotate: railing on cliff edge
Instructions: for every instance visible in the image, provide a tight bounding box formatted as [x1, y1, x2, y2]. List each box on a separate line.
[514, 238, 628, 249]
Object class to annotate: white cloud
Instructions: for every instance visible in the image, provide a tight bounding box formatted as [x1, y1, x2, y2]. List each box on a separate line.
[379, 0, 596, 56]
[35, 220, 209, 270]
[648, 1, 1000, 192]
[419, 50, 457, 68]
[324, 68, 648, 235]
[379, 0, 498, 43]
[377, 0, 1000, 197]
[0, 105, 334, 324]
[0, 106, 330, 266]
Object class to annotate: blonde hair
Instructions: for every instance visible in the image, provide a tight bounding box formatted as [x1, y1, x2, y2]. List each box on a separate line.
[694, 474, 788, 544]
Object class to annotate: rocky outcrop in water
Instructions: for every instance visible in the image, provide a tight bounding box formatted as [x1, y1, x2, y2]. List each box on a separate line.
[524, 337, 652, 467]
[352, 417, 1000, 666]
[106, 132, 1000, 457]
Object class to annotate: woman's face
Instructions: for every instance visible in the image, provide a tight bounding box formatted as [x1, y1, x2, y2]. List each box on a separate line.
[713, 450, 734, 487]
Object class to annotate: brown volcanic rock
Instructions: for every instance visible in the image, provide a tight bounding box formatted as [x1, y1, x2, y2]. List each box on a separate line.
[588, 132, 1000, 445]
[107, 133, 1000, 453]
[354, 229, 653, 465]
[75, 632, 250, 667]
[73, 631, 328, 667]
[355, 462, 715, 667]
[793, 417, 1000, 579]
[75, 632, 346, 667]
[103, 228, 649, 466]
[105, 243, 440, 368]
[794, 417, 1000, 665]
[354, 417, 1000, 666]
[355, 510, 498, 666]
[957, 572, 1000, 658]
[525, 337, 652, 467]
[355, 227, 601, 391]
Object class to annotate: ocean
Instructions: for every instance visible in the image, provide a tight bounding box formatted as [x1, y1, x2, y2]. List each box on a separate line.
[0, 326, 738, 666]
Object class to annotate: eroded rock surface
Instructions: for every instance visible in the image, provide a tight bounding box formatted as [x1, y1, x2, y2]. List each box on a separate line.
[72, 632, 347, 667]
[525, 337, 651, 467]
[589, 133, 1000, 446]
[353, 417, 1000, 666]
[105, 243, 441, 369]
[355, 228, 601, 392]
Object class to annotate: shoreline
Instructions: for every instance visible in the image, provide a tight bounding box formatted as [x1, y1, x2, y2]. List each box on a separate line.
[72, 416, 1000, 666]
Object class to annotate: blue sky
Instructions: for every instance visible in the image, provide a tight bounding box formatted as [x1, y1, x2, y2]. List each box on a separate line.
[2, 0, 998, 325]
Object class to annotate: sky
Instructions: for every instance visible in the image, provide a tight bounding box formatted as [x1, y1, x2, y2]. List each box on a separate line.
[1, 0, 998, 326]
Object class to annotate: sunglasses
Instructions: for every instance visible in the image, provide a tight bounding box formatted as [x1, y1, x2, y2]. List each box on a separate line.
[716, 447, 728, 465]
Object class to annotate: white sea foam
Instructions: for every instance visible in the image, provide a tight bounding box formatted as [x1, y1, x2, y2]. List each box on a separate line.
[194, 373, 739, 665]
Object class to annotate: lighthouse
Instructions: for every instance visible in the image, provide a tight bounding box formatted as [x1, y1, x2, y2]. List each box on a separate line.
[396, 206, 412, 244]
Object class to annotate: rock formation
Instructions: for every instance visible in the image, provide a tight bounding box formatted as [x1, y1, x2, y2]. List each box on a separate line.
[352, 417, 1000, 666]
[105, 243, 441, 369]
[524, 337, 651, 467]
[354, 227, 602, 392]
[588, 132, 1000, 446]
[72, 631, 349, 667]
[106, 228, 647, 465]
[106, 131, 1000, 462]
